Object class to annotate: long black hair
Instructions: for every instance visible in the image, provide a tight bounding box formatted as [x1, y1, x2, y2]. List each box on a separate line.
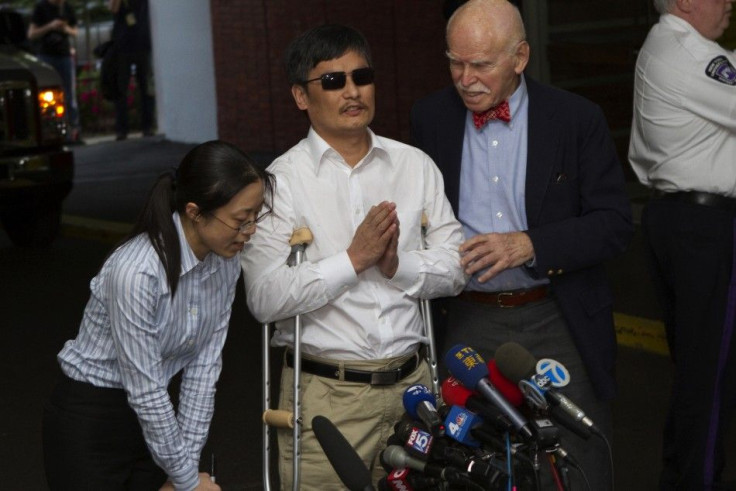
[120, 140, 274, 296]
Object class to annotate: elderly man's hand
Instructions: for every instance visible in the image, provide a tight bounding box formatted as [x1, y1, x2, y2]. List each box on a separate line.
[460, 231, 534, 282]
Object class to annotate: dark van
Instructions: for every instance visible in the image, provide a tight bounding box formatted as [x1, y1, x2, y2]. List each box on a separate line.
[0, 7, 73, 247]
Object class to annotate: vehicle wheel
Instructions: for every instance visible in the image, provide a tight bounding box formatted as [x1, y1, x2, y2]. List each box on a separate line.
[1, 204, 62, 247]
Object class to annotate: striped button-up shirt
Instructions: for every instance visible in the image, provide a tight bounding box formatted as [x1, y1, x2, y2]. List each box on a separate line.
[58, 213, 241, 490]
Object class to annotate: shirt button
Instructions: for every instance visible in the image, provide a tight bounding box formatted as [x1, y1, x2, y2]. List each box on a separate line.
[492, 140, 499, 147]
[496, 211, 503, 218]
[190, 307, 198, 316]
[492, 176, 499, 183]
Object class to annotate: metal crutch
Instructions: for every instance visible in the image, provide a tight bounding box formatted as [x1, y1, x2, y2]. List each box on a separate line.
[262, 226, 313, 491]
[420, 213, 441, 401]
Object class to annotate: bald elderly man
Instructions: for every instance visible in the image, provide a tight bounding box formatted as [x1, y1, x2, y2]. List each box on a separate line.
[411, 1, 633, 489]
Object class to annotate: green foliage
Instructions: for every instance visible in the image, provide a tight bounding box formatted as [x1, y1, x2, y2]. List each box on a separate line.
[77, 64, 143, 135]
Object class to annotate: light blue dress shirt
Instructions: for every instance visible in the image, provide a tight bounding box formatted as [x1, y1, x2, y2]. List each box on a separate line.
[458, 75, 549, 292]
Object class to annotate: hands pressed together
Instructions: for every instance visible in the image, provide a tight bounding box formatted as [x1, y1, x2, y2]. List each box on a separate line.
[347, 201, 400, 278]
[460, 231, 535, 283]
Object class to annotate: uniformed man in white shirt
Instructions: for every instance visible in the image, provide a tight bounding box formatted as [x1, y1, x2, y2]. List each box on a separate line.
[240, 24, 466, 490]
[629, 0, 736, 488]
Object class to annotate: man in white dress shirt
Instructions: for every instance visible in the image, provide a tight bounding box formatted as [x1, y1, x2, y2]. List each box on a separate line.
[240, 24, 466, 489]
[629, 0, 736, 488]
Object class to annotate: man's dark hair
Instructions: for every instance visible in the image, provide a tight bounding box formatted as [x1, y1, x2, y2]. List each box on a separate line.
[284, 24, 372, 86]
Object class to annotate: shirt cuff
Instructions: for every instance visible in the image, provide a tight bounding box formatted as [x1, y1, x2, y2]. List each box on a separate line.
[173, 466, 200, 491]
[318, 251, 359, 298]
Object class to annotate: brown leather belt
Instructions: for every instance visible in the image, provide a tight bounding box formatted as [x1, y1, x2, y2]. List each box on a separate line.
[459, 285, 549, 308]
[654, 190, 736, 213]
[285, 350, 420, 385]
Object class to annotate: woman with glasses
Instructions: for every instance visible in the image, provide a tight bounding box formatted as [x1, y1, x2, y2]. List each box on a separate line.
[42, 140, 273, 491]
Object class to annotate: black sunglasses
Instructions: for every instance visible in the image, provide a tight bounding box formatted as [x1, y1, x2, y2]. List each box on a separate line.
[302, 67, 375, 91]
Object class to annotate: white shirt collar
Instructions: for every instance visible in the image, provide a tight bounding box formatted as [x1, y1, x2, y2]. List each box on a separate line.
[304, 126, 390, 174]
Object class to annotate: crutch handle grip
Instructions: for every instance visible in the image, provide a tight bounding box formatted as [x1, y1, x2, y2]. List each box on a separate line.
[289, 227, 314, 247]
[263, 409, 294, 428]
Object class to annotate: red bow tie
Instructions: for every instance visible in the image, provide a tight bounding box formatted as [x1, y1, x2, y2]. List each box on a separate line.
[472, 101, 511, 128]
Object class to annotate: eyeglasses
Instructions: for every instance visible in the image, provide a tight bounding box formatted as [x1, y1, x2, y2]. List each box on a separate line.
[210, 210, 270, 234]
[301, 67, 375, 91]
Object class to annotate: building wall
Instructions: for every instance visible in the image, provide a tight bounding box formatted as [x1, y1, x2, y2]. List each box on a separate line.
[209, 0, 672, 177]
[150, 0, 218, 143]
[210, 0, 451, 156]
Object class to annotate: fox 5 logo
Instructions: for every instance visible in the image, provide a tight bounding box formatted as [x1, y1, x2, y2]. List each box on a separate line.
[407, 427, 432, 455]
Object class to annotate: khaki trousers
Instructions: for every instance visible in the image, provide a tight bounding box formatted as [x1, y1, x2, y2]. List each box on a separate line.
[277, 351, 431, 490]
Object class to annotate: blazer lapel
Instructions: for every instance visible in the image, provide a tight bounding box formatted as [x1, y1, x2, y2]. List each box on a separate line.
[442, 89, 469, 212]
[525, 78, 558, 227]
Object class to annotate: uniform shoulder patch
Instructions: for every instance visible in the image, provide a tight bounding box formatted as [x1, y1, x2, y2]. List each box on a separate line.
[705, 55, 736, 86]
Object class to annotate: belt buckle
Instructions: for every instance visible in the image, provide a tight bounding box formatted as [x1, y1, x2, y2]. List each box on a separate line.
[370, 369, 400, 386]
[497, 291, 514, 308]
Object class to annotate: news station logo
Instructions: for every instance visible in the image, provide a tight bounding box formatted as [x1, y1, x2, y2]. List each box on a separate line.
[388, 468, 412, 491]
[406, 427, 432, 456]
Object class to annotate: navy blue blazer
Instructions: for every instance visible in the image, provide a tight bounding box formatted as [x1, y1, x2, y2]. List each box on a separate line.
[410, 78, 633, 400]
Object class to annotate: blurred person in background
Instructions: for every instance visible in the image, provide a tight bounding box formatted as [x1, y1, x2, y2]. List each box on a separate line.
[109, 0, 155, 140]
[28, 0, 82, 143]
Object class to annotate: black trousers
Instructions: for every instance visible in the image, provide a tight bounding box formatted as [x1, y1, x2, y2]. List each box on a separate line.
[642, 199, 736, 490]
[42, 372, 167, 490]
[114, 51, 155, 136]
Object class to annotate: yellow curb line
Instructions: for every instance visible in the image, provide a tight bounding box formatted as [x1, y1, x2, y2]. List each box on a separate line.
[61, 215, 131, 244]
[614, 312, 669, 356]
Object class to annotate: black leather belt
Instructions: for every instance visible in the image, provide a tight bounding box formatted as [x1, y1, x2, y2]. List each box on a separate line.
[285, 350, 420, 385]
[654, 190, 736, 212]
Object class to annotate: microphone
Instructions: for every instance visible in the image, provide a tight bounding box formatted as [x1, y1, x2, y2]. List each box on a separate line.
[494, 342, 602, 438]
[403, 384, 445, 437]
[469, 425, 534, 465]
[381, 445, 465, 484]
[488, 359, 524, 408]
[444, 345, 534, 441]
[383, 467, 446, 490]
[382, 468, 413, 491]
[441, 376, 515, 433]
[442, 446, 508, 487]
[312, 415, 375, 491]
[443, 405, 483, 447]
[395, 419, 438, 460]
